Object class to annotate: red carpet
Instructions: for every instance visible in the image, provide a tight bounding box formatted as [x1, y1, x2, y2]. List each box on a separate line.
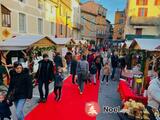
[25, 75, 100, 120]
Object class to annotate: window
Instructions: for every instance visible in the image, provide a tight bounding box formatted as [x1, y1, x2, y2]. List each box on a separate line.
[136, 0, 148, 5]
[1, 5, 11, 27]
[51, 22, 54, 35]
[19, 0, 25, 3]
[38, 18, 43, 34]
[38, 0, 43, 9]
[138, 8, 148, 16]
[19, 13, 26, 33]
[60, 24, 63, 35]
[119, 19, 124, 24]
[136, 28, 142, 35]
[155, 0, 160, 5]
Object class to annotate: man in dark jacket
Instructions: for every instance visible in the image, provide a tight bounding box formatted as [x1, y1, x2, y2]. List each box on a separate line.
[111, 52, 119, 80]
[35, 54, 54, 103]
[54, 52, 63, 69]
[70, 56, 77, 84]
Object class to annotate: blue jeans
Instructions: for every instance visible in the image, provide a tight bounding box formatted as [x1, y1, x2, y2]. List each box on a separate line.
[14, 99, 26, 120]
[111, 67, 116, 79]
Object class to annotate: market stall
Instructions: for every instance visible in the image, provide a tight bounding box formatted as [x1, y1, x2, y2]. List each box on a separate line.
[118, 38, 160, 115]
[0, 35, 56, 68]
[49, 37, 76, 56]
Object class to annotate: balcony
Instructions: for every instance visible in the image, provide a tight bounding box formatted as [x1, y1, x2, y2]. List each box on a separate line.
[96, 33, 107, 38]
[129, 16, 160, 26]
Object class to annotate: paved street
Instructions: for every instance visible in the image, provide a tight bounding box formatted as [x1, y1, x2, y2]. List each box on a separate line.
[97, 75, 121, 120]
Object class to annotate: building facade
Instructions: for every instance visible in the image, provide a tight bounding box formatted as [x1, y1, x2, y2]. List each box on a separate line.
[56, 0, 72, 38]
[80, 1, 107, 45]
[0, 0, 57, 41]
[113, 10, 125, 40]
[124, 0, 160, 40]
[72, 0, 81, 40]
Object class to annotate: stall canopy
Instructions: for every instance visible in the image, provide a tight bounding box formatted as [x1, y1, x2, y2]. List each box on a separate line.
[0, 35, 55, 50]
[49, 37, 75, 45]
[129, 38, 160, 51]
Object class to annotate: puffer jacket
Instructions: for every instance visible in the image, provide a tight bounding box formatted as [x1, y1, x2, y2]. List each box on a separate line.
[148, 78, 160, 109]
[7, 68, 33, 101]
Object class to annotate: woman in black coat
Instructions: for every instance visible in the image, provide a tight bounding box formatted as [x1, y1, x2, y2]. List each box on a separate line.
[70, 56, 78, 84]
[7, 62, 32, 120]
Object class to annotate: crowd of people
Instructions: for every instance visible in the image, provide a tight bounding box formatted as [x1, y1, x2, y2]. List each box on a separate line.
[1, 46, 160, 120]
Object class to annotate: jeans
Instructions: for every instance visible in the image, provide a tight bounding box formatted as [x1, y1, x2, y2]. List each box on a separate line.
[102, 75, 109, 83]
[111, 67, 116, 79]
[38, 80, 49, 99]
[67, 62, 71, 73]
[90, 74, 96, 84]
[77, 74, 85, 92]
[14, 99, 26, 120]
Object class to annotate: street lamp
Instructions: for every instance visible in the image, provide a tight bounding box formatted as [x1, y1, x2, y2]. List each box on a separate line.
[66, 12, 71, 38]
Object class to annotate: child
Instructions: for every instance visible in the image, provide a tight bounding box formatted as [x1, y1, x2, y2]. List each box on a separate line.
[90, 62, 97, 85]
[102, 62, 110, 85]
[54, 67, 64, 101]
[0, 91, 11, 120]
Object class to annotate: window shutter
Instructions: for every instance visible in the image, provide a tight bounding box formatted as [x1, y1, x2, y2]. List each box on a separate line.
[144, 8, 148, 16]
[138, 8, 141, 16]
[136, 0, 140, 5]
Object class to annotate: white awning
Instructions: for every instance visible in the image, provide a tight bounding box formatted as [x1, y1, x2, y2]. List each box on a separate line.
[0, 35, 48, 50]
[133, 38, 160, 51]
[49, 37, 75, 45]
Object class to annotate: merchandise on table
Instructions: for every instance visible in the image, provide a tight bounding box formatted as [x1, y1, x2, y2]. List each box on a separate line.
[120, 99, 150, 120]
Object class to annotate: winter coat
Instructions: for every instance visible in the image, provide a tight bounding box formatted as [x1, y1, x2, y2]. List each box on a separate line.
[54, 73, 64, 87]
[7, 68, 33, 101]
[94, 56, 104, 70]
[0, 100, 11, 118]
[54, 55, 63, 68]
[103, 65, 110, 76]
[70, 60, 77, 75]
[35, 59, 54, 82]
[65, 52, 72, 64]
[87, 54, 95, 69]
[90, 63, 97, 74]
[148, 78, 160, 109]
[111, 55, 119, 68]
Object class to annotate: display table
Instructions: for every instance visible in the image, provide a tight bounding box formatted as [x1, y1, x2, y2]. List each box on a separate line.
[118, 80, 148, 105]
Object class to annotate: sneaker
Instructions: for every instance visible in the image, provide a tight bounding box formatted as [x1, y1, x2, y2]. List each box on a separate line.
[106, 82, 108, 85]
[80, 92, 83, 95]
[57, 97, 61, 101]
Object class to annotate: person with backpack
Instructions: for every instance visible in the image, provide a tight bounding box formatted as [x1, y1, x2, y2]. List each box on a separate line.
[90, 62, 97, 85]
[77, 55, 89, 94]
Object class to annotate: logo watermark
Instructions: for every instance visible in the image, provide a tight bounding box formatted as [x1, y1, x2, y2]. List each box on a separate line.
[103, 106, 121, 113]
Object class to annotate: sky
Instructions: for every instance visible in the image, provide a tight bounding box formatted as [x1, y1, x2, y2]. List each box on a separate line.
[80, 0, 127, 24]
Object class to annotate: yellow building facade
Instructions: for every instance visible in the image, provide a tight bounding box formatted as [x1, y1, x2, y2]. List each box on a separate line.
[124, 0, 160, 40]
[56, 0, 72, 38]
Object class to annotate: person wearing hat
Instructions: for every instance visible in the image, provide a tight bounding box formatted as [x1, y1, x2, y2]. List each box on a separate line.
[35, 54, 54, 103]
